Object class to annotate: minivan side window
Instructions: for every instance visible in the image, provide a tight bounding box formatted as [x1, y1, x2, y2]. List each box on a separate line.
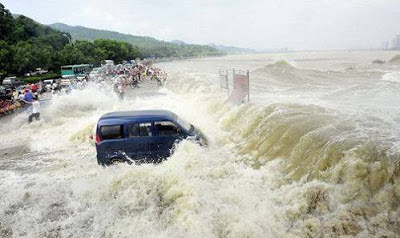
[155, 121, 181, 136]
[100, 125, 123, 140]
[129, 123, 152, 137]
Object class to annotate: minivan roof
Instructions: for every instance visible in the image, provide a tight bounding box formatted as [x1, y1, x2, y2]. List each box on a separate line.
[100, 110, 178, 122]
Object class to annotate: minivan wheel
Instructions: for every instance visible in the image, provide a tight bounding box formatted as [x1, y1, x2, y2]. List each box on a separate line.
[109, 158, 127, 165]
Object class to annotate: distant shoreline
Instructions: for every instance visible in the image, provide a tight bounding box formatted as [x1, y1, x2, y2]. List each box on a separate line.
[154, 49, 400, 63]
[153, 54, 226, 63]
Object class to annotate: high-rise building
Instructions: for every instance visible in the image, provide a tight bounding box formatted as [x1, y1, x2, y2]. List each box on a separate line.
[389, 34, 400, 50]
[382, 41, 389, 50]
[395, 34, 400, 49]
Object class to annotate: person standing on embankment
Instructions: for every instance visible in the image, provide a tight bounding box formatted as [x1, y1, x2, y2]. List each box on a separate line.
[24, 97, 41, 123]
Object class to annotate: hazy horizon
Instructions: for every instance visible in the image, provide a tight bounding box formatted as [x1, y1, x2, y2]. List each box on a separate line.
[3, 0, 400, 51]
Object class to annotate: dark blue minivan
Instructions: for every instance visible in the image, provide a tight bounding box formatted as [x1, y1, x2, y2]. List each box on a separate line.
[94, 110, 207, 165]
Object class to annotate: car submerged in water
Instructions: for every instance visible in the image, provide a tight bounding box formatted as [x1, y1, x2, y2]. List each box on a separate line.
[94, 110, 207, 165]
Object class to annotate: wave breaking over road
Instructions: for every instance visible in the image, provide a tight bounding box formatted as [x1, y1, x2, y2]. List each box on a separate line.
[1, 51, 400, 237]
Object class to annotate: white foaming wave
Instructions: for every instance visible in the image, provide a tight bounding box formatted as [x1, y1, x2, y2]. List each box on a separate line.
[381, 71, 400, 83]
[44, 85, 117, 119]
[2, 60, 400, 237]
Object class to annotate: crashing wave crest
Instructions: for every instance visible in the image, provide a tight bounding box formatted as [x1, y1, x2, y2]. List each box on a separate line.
[164, 71, 400, 237]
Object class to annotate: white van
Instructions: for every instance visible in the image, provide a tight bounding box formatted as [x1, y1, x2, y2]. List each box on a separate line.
[2, 77, 20, 88]
[101, 60, 114, 67]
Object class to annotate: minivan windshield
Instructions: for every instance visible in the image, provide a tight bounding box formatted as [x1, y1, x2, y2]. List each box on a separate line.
[177, 117, 194, 133]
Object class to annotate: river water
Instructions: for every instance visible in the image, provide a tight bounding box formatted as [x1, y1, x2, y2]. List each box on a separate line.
[1, 51, 400, 237]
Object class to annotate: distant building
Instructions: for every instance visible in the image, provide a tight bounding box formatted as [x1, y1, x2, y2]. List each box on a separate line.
[382, 41, 389, 50]
[390, 34, 400, 50]
[395, 34, 400, 49]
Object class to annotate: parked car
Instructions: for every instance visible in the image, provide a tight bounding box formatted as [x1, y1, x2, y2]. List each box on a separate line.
[35, 68, 48, 75]
[94, 110, 207, 165]
[43, 79, 54, 85]
[2, 77, 20, 89]
[0, 86, 14, 100]
[0, 86, 8, 100]
[60, 78, 73, 87]
[89, 68, 101, 79]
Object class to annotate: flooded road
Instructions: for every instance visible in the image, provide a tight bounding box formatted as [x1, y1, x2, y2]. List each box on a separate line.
[1, 51, 400, 237]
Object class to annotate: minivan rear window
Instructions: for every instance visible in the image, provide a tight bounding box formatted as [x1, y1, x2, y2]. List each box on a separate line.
[100, 125, 123, 140]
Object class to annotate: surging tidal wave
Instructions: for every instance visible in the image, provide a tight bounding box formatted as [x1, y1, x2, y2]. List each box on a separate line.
[1, 51, 400, 237]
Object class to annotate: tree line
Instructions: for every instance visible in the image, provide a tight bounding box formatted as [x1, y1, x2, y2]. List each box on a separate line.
[0, 3, 142, 77]
[0, 3, 223, 78]
[50, 23, 224, 59]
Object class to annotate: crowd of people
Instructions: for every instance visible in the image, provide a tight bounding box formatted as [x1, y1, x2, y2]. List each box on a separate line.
[0, 77, 95, 121]
[0, 59, 168, 122]
[98, 61, 167, 99]
[0, 82, 44, 122]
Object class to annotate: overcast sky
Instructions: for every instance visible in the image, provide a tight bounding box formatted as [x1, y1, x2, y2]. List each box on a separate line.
[3, 0, 400, 50]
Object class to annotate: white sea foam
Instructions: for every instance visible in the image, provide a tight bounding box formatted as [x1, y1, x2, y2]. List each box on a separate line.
[381, 71, 400, 83]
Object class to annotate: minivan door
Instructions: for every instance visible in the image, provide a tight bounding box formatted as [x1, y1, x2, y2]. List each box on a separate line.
[154, 121, 186, 159]
[98, 125, 126, 161]
[125, 122, 154, 162]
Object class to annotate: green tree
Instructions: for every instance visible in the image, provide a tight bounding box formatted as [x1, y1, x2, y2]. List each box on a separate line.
[0, 41, 13, 75]
[0, 3, 15, 41]
[59, 44, 86, 65]
[12, 41, 34, 73]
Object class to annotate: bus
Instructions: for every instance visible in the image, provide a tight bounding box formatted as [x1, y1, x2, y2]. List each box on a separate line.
[61, 64, 91, 79]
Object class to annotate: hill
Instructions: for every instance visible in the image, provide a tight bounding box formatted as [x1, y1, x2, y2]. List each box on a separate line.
[49, 23, 223, 58]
